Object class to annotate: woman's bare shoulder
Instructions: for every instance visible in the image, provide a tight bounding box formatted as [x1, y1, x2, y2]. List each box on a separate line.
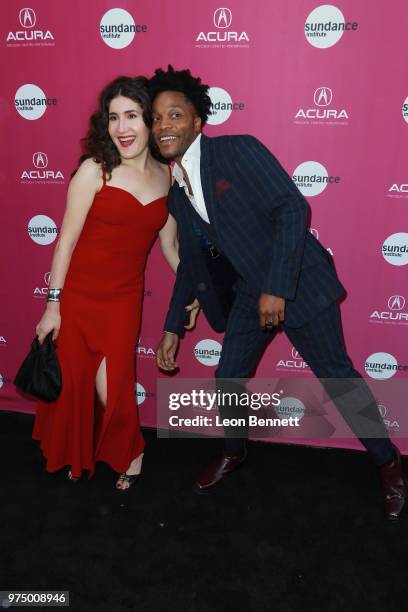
[77, 157, 102, 178]
[70, 158, 103, 188]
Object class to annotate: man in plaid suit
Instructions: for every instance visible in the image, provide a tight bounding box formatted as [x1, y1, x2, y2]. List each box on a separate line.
[150, 66, 407, 519]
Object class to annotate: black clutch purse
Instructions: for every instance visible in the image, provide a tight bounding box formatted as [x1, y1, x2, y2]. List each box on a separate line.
[14, 332, 62, 403]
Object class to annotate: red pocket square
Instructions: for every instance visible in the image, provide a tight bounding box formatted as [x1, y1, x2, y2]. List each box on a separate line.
[215, 178, 231, 197]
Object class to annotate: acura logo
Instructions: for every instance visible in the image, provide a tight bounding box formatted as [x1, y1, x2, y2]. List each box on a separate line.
[314, 87, 333, 107]
[378, 404, 387, 418]
[388, 295, 405, 310]
[44, 272, 50, 286]
[19, 8, 36, 28]
[214, 8, 232, 29]
[291, 347, 301, 360]
[33, 152, 48, 168]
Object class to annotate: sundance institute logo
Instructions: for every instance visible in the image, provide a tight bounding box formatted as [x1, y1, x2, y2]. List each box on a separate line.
[135, 382, 154, 405]
[207, 86, 245, 125]
[14, 84, 57, 120]
[402, 95, 408, 124]
[194, 339, 222, 366]
[99, 8, 147, 49]
[365, 352, 401, 380]
[382, 233, 408, 267]
[28, 215, 59, 245]
[292, 161, 340, 197]
[304, 5, 358, 49]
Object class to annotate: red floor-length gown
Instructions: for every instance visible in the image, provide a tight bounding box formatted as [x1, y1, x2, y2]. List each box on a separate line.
[33, 170, 169, 478]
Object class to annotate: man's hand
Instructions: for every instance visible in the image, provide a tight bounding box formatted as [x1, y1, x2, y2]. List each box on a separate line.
[184, 298, 200, 330]
[258, 293, 285, 330]
[156, 332, 180, 371]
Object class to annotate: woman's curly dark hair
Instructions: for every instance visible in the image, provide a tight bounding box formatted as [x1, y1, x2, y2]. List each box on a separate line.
[78, 75, 163, 177]
[149, 65, 212, 125]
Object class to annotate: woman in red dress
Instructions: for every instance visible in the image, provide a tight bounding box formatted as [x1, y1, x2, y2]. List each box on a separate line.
[33, 76, 196, 489]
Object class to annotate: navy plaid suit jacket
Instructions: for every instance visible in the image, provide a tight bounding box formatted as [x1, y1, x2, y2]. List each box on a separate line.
[164, 134, 345, 335]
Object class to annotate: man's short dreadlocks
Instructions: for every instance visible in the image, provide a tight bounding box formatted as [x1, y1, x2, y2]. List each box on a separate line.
[149, 65, 212, 125]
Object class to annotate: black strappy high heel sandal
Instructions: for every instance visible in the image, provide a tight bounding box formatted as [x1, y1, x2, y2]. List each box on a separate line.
[115, 472, 140, 491]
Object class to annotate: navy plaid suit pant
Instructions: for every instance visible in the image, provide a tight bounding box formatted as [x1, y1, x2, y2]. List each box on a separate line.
[215, 279, 392, 465]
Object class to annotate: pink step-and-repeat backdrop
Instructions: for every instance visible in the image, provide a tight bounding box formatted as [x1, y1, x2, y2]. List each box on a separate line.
[1, 1, 407, 452]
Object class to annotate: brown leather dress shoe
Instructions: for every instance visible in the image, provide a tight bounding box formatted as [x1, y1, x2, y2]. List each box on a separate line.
[378, 446, 408, 520]
[193, 448, 247, 494]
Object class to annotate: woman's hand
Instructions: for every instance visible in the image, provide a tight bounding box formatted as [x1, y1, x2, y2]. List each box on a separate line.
[36, 304, 61, 344]
[184, 298, 200, 330]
